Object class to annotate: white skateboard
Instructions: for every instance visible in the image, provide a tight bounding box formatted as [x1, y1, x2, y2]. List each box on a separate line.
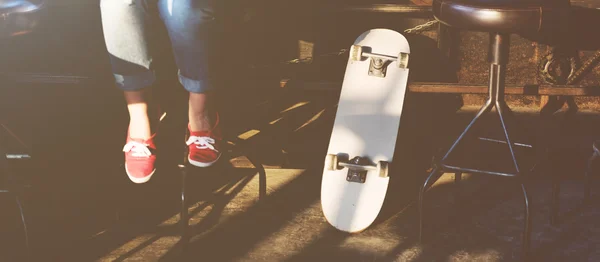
[321, 28, 410, 233]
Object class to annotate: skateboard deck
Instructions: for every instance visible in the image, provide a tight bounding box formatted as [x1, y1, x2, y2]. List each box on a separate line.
[321, 28, 410, 233]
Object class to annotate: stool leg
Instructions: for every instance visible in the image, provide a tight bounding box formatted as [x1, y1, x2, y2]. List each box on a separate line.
[521, 182, 532, 261]
[179, 164, 189, 252]
[440, 99, 494, 163]
[15, 195, 30, 261]
[496, 101, 520, 173]
[180, 127, 191, 253]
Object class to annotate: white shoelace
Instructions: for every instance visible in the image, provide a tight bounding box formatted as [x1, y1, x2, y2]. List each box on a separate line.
[186, 136, 218, 152]
[123, 141, 153, 157]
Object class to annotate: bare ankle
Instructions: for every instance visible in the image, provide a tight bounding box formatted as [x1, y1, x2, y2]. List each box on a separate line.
[189, 114, 211, 132]
[128, 120, 152, 140]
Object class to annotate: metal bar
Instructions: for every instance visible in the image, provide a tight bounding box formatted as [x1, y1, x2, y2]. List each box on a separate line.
[338, 4, 432, 14]
[6, 154, 31, 159]
[339, 162, 376, 171]
[362, 51, 398, 61]
[1, 123, 30, 150]
[441, 164, 517, 177]
[15, 195, 31, 261]
[440, 99, 494, 162]
[477, 137, 532, 148]
[521, 183, 532, 261]
[497, 100, 520, 174]
[179, 164, 188, 239]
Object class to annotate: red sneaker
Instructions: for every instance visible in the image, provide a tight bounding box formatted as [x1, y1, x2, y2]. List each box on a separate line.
[186, 114, 222, 167]
[122, 134, 157, 183]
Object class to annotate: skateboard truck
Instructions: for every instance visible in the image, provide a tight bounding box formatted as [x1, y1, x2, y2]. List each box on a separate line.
[325, 154, 389, 183]
[349, 44, 409, 78]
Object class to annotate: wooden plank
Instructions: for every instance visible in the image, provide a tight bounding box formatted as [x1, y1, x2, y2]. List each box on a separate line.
[410, 0, 433, 6]
[337, 4, 432, 14]
[413, 83, 600, 96]
[280, 79, 600, 96]
[409, 83, 526, 94]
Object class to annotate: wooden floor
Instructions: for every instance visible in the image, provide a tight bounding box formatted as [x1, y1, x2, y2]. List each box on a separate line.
[4, 86, 600, 261]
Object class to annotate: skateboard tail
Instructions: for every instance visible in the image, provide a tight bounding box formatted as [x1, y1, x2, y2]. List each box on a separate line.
[321, 168, 390, 233]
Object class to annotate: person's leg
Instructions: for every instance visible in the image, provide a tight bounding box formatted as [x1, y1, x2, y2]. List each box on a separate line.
[101, 0, 159, 183]
[158, 0, 222, 167]
[125, 90, 154, 139]
[188, 92, 212, 132]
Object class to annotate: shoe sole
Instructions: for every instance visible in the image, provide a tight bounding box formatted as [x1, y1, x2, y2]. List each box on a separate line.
[188, 153, 221, 168]
[125, 164, 157, 184]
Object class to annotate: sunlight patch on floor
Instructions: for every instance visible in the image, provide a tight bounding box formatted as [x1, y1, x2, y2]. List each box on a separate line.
[298, 40, 314, 60]
[281, 101, 310, 114]
[448, 248, 502, 261]
[161, 176, 253, 227]
[240, 201, 329, 261]
[238, 129, 261, 140]
[99, 234, 156, 261]
[90, 229, 107, 239]
[428, 172, 474, 188]
[339, 236, 404, 259]
[295, 109, 326, 132]
[99, 169, 309, 261]
[161, 175, 259, 227]
[394, 245, 423, 261]
[186, 169, 307, 237]
[270, 117, 283, 125]
[144, 236, 182, 257]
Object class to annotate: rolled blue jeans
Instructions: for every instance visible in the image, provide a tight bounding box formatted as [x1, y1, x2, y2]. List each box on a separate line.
[100, 0, 218, 93]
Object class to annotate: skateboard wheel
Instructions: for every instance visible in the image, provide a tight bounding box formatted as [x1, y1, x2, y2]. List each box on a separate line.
[325, 154, 339, 171]
[377, 161, 389, 178]
[397, 52, 409, 69]
[350, 45, 363, 61]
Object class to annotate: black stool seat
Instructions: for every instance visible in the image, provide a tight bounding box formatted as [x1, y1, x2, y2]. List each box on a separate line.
[433, 0, 569, 34]
[0, 0, 45, 38]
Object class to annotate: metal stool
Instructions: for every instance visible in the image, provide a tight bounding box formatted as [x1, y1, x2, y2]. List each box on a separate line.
[418, 0, 570, 260]
[1, 1, 45, 260]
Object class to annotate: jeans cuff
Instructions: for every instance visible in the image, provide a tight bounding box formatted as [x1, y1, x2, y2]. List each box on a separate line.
[113, 70, 156, 91]
[178, 71, 213, 93]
